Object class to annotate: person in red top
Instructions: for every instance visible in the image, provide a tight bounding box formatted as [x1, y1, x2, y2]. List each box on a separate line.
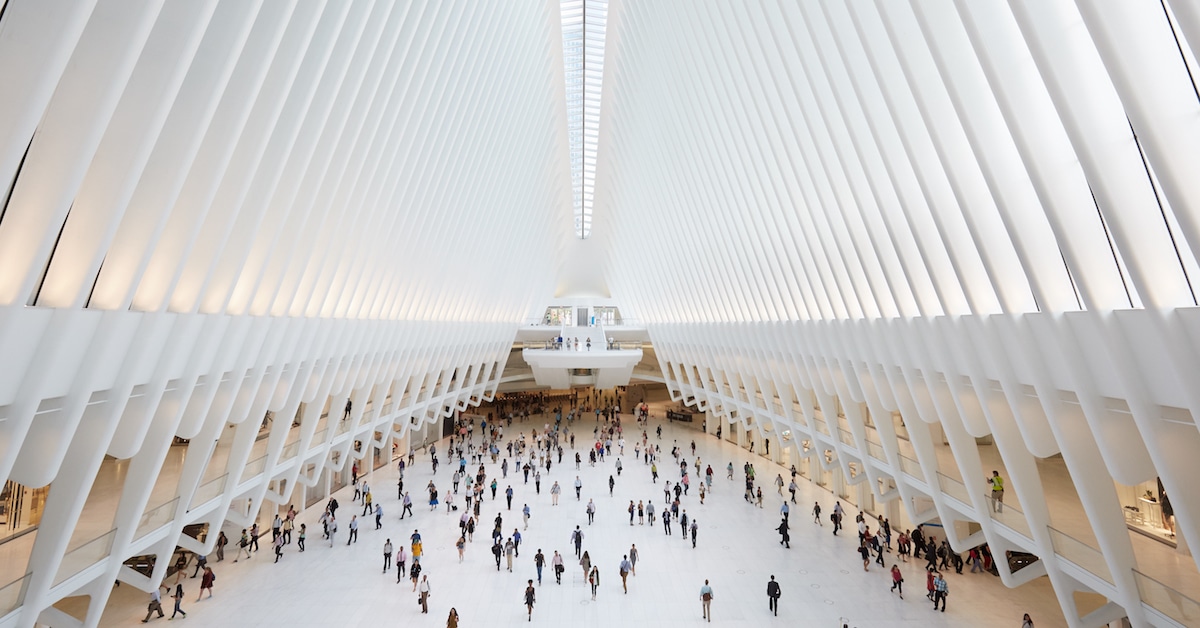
[926, 567, 937, 600]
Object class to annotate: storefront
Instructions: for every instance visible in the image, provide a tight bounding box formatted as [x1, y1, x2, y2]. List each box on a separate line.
[1116, 477, 1176, 546]
[0, 480, 47, 543]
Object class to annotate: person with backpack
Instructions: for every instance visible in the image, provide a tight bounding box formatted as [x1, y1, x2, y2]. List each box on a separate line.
[197, 567, 214, 600]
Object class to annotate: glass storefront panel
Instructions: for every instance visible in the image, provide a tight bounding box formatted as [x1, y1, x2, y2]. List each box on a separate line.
[0, 481, 48, 543]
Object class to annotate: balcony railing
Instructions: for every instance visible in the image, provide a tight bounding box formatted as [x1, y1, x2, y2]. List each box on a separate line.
[239, 455, 268, 484]
[1048, 526, 1113, 584]
[0, 574, 30, 619]
[281, 440, 301, 461]
[936, 472, 972, 506]
[190, 474, 228, 511]
[1133, 569, 1200, 625]
[984, 494, 1033, 538]
[135, 497, 180, 540]
[54, 529, 116, 586]
[866, 441, 887, 462]
[898, 454, 923, 478]
[838, 429, 856, 448]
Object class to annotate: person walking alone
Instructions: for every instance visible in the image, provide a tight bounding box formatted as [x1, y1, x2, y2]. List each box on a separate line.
[524, 579, 536, 621]
[932, 572, 948, 612]
[169, 584, 186, 620]
[700, 579, 714, 622]
[890, 564, 904, 599]
[766, 575, 781, 616]
[418, 575, 431, 614]
[383, 539, 393, 573]
[619, 555, 632, 593]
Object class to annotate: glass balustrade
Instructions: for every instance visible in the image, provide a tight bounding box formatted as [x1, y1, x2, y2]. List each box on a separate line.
[0, 574, 30, 619]
[936, 472, 972, 505]
[190, 474, 228, 511]
[898, 454, 923, 478]
[135, 497, 180, 540]
[984, 494, 1033, 538]
[281, 441, 301, 461]
[866, 441, 887, 462]
[239, 455, 268, 484]
[838, 429, 856, 448]
[54, 529, 116, 586]
[1048, 526, 1113, 584]
[1133, 569, 1200, 626]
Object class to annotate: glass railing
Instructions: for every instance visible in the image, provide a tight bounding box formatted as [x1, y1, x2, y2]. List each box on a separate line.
[135, 497, 179, 540]
[1133, 569, 1200, 625]
[936, 472, 972, 505]
[0, 574, 30, 619]
[54, 529, 116, 586]
[281, 440, 301, 461]
[898, 454, 923, 478]
[985, 494, 1033, 538]
[838, 429, 856, 447]
[191, 474, 227, 510]
[813, 417, 830, 436]
[336, 417, 352, 435]
[312, 428, 328, 445]
[866, 441, 887, 462]
[1048, 526, 1113, 584]
[239, 455, 268, 484]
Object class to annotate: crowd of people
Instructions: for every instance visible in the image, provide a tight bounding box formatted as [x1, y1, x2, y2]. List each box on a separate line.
[137, 390, 1038, 627]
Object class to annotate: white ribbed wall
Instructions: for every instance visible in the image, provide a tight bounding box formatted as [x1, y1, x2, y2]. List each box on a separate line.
[0, 1, 570, 626]
[596, 1, 1200, 627]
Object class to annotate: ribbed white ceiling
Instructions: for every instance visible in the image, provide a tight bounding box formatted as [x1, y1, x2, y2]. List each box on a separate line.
[597, 0, 1200, 324]
[0, 0, 572, 323]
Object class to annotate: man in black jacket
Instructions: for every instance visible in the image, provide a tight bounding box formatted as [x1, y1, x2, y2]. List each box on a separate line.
[767, 575, 781, 616]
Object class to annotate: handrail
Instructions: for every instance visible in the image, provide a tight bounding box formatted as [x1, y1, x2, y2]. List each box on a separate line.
[239, 455, 268, 484]
[54, 529, 116, 586]
[190, 474, 228, 510]
[936, 472, 972, 505]
[984, 493, 1033, 538]
[135, 497, 180, 540]
[1048, 526, 1113, 584]
[897, 454, 922, 478]
[281, 440, 301, 460]
[866, 441, 887, 462]
[1133, 569, 1200, 625]
[0, 574, 31, 618]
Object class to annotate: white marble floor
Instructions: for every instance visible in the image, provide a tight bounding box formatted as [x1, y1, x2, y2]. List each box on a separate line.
[93, 414, 1067, 627]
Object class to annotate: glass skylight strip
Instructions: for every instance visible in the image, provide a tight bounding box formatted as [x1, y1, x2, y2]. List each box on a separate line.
[562, 0, 608, 238]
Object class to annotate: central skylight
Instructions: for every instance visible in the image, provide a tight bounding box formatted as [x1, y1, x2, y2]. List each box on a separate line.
[561, 0, 608, 239]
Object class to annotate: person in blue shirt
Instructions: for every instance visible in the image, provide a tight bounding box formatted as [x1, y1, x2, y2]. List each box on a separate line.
[699, 580, 714, 622]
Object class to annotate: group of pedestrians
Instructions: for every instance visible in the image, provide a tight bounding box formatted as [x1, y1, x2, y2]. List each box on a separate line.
[136, 398, 1037, 627]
